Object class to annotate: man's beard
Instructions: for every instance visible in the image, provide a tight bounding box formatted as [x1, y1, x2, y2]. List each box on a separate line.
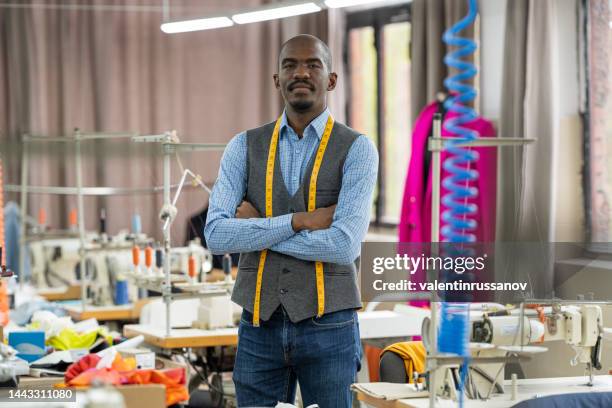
[289, 99, 314, 111]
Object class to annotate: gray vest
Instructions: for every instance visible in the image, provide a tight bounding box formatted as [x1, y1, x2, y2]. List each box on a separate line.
[231, 119, 362, 323]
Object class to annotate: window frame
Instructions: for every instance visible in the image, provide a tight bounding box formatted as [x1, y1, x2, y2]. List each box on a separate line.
[344, 3, 411, 228]
[582, 0, 612, 252]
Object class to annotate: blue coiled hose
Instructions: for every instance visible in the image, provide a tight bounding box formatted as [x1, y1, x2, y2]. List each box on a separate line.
[437, 0, 479, 407]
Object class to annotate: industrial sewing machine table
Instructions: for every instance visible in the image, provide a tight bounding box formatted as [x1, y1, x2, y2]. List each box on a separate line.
[353, 375, 612, 407]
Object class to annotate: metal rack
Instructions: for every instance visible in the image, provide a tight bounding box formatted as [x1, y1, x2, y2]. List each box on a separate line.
[132, 132, 227, 337]
[425, 115, 535, 407]
[11, 129, 225, 314]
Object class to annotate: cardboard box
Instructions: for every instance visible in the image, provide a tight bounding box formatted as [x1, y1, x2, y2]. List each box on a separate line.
[18, 376, 63, 389]
[116, 384, 165, 408]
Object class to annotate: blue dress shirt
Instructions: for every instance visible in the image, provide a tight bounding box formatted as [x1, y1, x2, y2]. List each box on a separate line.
[204, 108, 378, 265]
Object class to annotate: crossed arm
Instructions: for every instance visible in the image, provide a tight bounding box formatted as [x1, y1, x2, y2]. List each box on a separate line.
[204, 132, 378, 265]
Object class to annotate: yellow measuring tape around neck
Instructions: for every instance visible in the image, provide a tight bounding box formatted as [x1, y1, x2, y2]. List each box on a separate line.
[252, 114, 335, 326]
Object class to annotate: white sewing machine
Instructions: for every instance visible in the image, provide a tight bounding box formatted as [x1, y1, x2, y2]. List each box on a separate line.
[424, 302, 610, 401]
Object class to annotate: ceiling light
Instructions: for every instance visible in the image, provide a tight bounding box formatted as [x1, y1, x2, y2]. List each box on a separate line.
[232, 2, 321, 24]
[324, 0, 388, 8]
[160, 16, 234, 34]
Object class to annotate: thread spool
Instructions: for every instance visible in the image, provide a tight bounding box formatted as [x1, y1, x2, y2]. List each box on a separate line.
[144, 246, 153, 268]
[114, 278, 129, 305]
[38, 208, 46, 229]
[99, 209, 106, 235]
[69, 209, 78, 230]
[131, 213, 142, 235]
[438, 302, 469, 356]
[132, 246, 140, 267]
[188, 255, 196, 279]
[155, 248, 163, 269]
[222, 254, 232, 276]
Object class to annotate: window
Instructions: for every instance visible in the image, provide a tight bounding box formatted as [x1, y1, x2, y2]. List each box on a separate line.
[585, 0, 612, 245]
[346, 4, 411, 227]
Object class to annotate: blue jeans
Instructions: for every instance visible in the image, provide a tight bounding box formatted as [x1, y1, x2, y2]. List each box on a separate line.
[233, 307, 362, 408]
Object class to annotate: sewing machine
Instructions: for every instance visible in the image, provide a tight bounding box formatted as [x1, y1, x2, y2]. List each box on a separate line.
[28, 230, 151, 305]
[423, 301, 610, 401]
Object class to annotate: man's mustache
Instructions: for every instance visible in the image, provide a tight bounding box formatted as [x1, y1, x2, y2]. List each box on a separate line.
[288, 81, 314, 90]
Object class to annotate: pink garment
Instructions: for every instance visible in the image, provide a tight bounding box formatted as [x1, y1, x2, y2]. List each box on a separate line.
[399, 101, 497, 244]
[399, 101, 497, 309]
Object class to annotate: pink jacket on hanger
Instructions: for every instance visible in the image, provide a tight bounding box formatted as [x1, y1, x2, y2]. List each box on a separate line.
[398, 101, 496, 311]
[399, 101, 497, 244]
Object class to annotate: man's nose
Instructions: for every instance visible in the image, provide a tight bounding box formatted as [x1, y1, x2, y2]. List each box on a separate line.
[293, 64, 310, 79]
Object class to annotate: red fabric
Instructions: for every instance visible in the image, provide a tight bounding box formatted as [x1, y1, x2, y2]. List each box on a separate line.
[64, 354, 102, 383]
[65, 354, 188, 406]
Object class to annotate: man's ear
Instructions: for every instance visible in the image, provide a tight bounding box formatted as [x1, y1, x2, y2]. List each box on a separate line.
[273, 74, 280, 90]
[327, 72, 338, 91]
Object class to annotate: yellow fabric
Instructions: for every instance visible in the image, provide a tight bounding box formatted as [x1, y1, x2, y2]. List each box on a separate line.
[47, 328, 112, 351]
[253, 115, 334, 325]
[381, 341, 426, 384]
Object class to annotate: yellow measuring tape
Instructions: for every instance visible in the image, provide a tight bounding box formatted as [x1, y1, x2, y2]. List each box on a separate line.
[252, 115, 335, 326]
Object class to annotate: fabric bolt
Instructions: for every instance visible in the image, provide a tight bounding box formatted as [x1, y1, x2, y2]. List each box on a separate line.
[205, 108, 378, 266]
[233, 308, 361, 408]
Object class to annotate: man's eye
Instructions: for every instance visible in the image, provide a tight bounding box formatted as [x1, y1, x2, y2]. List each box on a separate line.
[309, 64, 320, 69]
[283, 63, 296, 69]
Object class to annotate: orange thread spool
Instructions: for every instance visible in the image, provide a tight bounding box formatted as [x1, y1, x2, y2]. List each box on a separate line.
[188, 255, 196, 278]
[144, 246, 153, 268]
[132, 246, 140, 267]
[38, 207, 46, 227]
[69, 209, 78, 227]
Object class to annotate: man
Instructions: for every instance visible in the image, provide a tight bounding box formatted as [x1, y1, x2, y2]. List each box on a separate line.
[205, 34, 378, 408]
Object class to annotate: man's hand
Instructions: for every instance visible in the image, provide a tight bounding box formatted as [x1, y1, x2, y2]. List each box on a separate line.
[236, 201, 261, 219]
[292, 204, 337, 232]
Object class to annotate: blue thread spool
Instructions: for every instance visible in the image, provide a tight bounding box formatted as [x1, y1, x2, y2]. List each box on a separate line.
[131, 213, 142, 235]
[115, 278, 129, 305]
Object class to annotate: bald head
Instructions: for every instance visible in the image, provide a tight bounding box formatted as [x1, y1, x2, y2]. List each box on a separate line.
[274, 34, 337, 115]
[278, 34, 332, 71]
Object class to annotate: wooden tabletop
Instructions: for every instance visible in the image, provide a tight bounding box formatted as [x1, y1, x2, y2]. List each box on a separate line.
[354, 375, 612, 408]
[123, 324, 238, 349]
[63, 299, 152, 321]
[38, 285, 81, 301]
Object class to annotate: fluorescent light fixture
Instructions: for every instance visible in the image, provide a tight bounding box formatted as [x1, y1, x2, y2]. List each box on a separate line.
[232, 2, 321, 24]
[324, 0, 388, 8]
[160, 17, 233, 34]
[609, 20, 612, 29]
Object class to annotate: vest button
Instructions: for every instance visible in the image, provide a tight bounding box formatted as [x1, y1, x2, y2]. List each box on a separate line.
[279, 288, 288, 294]
[282, 268, 290, 274]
